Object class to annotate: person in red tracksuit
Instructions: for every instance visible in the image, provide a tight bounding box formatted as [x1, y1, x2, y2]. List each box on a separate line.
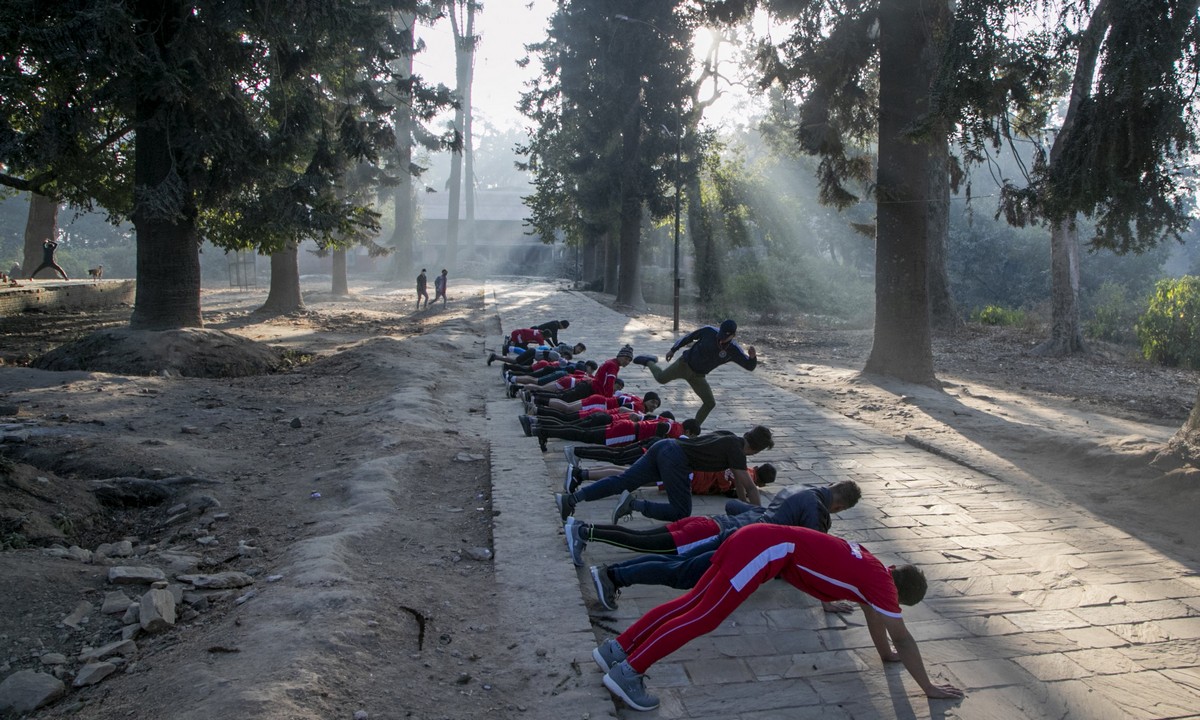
[593, 525, 963, 711]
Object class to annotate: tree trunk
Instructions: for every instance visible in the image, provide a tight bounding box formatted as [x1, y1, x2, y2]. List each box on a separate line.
[445, 3, 469, 269]
[388, 10, 416, 280]
[927, 135, 960, 331]
[22, 193, 59, 276]
[863, 0, 936, 384]
[260, 244, 304, 314]
[1033, 217, 1086, 355]
[687, 175, 719, 308]
[614, 91, 645, 308]
[1033, 1, 1111, 356]
[331, 248, 349, 296]
[603, 230, 618, 295]
[130, 21, 203, 332]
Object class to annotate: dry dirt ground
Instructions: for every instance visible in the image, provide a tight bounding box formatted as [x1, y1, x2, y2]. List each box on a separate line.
[1, 278, 1198, 719]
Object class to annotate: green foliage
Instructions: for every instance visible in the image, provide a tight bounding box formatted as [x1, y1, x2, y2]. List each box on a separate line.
[1084, 280, 1137, 343]
[0, 533, 29, 551]
[1136, 275, 1200, 368]
[972, 305, 1026, 326]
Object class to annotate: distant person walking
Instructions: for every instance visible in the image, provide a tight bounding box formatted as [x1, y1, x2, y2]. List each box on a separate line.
[29, 239, 68, 280]
[416, 268, 429, 309]
[433, 268, 448, 305]
[632, 319, 755, 428]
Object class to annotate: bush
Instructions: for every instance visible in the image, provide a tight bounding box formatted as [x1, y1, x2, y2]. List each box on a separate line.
[1136, 275, 1200, 368]
[1084, 281, 1137, 344]
[972, 305, 1026, 326]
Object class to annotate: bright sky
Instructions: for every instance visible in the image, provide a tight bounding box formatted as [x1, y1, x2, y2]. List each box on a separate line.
[414, 2, 764, 134]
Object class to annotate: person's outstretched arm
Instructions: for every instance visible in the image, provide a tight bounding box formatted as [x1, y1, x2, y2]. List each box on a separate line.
[729, 469, 760, 506]
[862, 605, 963, 699]
[665, 328, 704, 361]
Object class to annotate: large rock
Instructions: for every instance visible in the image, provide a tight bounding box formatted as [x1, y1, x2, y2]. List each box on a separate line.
[0, 670, 66, 713]
[177, 571, 254, 589]
[138, 588, 176, 633]
[108, 566, 166, 585]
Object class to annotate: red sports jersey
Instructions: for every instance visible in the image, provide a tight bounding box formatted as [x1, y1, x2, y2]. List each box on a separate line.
[509, 328, 545, 346]
[593, 358, 622, 397]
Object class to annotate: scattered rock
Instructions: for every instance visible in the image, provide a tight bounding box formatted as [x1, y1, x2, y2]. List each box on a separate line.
[177, 572, 255, 589]
[138, 587, 177, 633]
[38, 654, 66, 666]
[72, 662, 117, 687]
[101, 591, 133, 615]
[60, 601, 92, 629]
[78, 640, 137, 664]
[0, 669, 66, 713]
[108, 566, 167, 585]
[464, 547, 492, 561]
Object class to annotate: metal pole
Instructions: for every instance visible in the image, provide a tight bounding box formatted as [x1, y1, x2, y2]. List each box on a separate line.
[672, 130, 681, 333]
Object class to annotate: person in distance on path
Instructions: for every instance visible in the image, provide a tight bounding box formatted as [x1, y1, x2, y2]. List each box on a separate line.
[593, 524, 964, 711]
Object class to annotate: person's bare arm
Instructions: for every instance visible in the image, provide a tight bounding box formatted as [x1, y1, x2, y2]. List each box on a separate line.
[730, 469, 760, 505]
[862, 605, 963, 699]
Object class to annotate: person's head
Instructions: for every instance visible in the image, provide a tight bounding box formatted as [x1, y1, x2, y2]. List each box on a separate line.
[743, 425, 773, 454]
[615, 344, 634, 366]
[642, 391, 661, 413]
[583, 360, 598, 373]
[440, 268, 447, 274]
[421, 268, 426, 273]
[828, 480, 862, 513]
[658, 410, 675, 421]
[572, 343, 586, 355]
[717, 319, 737, 345]
[560, 320, 570, 328]
[614, 377, 625, 391]
[753, 463, 776, 487]
[681, 418, 701, 436]
[891, 565, 928, 606]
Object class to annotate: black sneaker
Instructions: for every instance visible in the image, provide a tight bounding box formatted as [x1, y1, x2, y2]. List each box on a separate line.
[604, 661, 659, 712]
[486, 352, 496, 366]
[506, 383, 518, 398]
[632, 355, 658, 367]
[555, 493, 575, 522]
[518, 414, 533, 437]
[590, 564, 620, 611]
[612, 490, 637, 524]
[538, 429, 548, 453]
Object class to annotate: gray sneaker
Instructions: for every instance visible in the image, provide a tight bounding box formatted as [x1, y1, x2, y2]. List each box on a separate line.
[592, 638, 627, 672]
[518, 414, 533, 437]
[563, 445, 578, 465]
[563, 464, 577, 493]
[555, 492, 575, 522]
[564, 516, 587, 566]
[603, 661, 659, 712]
[612, 490, 637, 524]
[632, 354, 658, 367]
[590, 564, 620, 610]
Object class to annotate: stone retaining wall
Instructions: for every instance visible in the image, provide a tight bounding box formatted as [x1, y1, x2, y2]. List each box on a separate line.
[0, 281, 135, 317]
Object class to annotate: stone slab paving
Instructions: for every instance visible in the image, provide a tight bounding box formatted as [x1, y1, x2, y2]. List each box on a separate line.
[486, 280, 1200, 720]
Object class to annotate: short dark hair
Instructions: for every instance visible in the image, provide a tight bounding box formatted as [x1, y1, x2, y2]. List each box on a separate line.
[892, 565, 928, 606]
[658, 410, 675, 420]
[743, 425, 773, 452]
[643, 391, 660, 405]
[754, 463, 776, 486]
[584, 360, 598, 372]
[681, 418, 701, 436]
[573, 343, 586, 354]
[830, 480, 861, 509]
[560, 320, 570, 328]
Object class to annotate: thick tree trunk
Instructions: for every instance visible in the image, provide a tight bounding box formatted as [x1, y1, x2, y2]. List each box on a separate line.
[331, 248, 349, 296]
[863, 0, 936, 384]
[1032, 217, 1086, 356]
[603, 230, 618, 295]
[927, 135, 960, 331]
[388, 11, 416, 281]
[22, 193, 59, 276]
[260, 244, 304, 314]
[614, 196, 646, 308]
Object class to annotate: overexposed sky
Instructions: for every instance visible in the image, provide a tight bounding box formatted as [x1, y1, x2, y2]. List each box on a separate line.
[414, 2, 764, 134]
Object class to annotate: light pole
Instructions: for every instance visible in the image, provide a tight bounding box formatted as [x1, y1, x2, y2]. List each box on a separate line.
[670, 126, 682, 334]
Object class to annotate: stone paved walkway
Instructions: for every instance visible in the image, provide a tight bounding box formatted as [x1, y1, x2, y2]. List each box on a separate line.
[486, 280, 1200, 720]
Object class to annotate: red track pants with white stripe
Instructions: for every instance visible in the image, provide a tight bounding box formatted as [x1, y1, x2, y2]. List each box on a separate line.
[616, 563, 756, 674]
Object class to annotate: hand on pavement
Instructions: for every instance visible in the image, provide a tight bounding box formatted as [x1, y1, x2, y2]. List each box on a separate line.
[925, 683, 965, 699]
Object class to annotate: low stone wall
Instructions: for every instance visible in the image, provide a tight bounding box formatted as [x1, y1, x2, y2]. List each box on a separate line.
[0, 280, 135, 317]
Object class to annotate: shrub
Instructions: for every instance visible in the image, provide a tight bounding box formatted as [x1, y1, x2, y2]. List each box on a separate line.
[972, 305, 1026, 326]
[1136, 275, 1200, 368]
[1084, 281, 1137, 344]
